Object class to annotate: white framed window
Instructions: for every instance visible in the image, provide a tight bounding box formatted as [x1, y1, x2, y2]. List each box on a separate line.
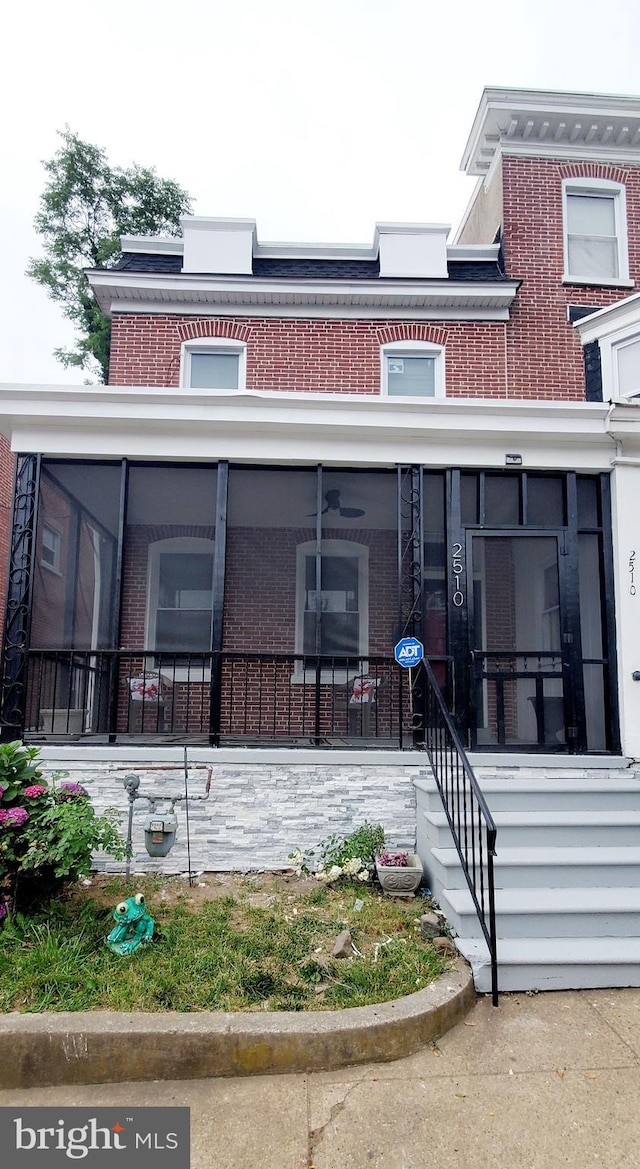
[180, 337, 247, 390]
[381, 340, 445, 399]
[294, 539, 369, 680]
[614, 333, 640, 398]
[146, 537, 215, 676]
[563, 178, 630, 286]
[41, 522, 62, 574]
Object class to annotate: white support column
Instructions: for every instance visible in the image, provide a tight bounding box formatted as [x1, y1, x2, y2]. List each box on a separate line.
[611, 461, 640, 758]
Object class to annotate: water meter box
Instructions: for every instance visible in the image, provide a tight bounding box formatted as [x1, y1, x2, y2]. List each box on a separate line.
[143, 811, 178, 857]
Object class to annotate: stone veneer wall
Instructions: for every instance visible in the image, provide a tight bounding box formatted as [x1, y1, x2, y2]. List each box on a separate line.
[37, 757, 425, 874]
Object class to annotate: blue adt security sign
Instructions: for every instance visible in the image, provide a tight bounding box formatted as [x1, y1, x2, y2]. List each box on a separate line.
[394, 637, 424, 667]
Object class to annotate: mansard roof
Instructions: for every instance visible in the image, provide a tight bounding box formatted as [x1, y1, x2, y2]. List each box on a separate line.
[112, 251, 507, 283]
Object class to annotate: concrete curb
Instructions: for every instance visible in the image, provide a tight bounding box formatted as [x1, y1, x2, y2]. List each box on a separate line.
[0, 960, 474, 1088]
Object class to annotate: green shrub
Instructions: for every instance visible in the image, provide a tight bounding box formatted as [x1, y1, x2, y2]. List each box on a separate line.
[290, 822, 385, 885]
[0, 741, 126, 914]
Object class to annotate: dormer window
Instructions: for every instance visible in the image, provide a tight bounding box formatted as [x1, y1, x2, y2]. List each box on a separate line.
[381, 340, 445, 398]
[563, 178, 630, 286]
[181, 338, 247, 390]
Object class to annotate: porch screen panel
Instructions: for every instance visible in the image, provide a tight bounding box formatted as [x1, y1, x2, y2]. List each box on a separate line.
[27, 462, 121, 735]
[224, 468, 316, 740]
[579, 533, 607, 751]
[124, 466, 217, 654]
[471, 535, 565, 748]
[31, 463, 121, 651]
[423, 472, 446, 665]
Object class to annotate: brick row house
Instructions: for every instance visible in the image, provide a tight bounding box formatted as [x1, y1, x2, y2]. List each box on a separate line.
[2, 87, 640, 989]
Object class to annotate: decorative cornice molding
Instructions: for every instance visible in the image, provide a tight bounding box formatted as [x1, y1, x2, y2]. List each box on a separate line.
[86, 271, 518, 320]
[462, 86, 640, 180]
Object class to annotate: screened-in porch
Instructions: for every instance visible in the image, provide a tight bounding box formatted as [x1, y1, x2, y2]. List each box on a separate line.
[0, 458, 619, 753]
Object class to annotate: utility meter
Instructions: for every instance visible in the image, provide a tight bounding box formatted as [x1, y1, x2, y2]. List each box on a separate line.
[143, 810, 178, 857]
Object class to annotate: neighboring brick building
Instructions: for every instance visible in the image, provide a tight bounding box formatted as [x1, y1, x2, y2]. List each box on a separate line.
[1, 85, 640, 761]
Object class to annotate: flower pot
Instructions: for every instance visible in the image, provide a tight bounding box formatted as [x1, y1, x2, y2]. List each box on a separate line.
[375, 853, 423, 897]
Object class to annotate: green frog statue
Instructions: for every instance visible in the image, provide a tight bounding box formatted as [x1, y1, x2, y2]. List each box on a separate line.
[107, 892, 155, 955]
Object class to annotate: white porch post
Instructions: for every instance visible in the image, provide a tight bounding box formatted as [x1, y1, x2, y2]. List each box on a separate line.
[611, 460, 640, 758]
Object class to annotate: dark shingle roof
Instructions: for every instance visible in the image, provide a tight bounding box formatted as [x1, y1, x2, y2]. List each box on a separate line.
[112, 252, 508, 282]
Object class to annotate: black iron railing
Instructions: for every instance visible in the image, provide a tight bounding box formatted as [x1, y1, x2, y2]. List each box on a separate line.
[21, 649, 439, 748]
[413, 656, 498, 1005]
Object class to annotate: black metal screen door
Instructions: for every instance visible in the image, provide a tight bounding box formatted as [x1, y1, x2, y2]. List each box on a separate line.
[468, 533, 567, 750]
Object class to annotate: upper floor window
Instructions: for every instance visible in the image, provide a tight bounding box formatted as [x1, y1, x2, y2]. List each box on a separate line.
[563, 178, 630, 285]
[181, 338, 247, 390]
[381, 340, 445, 398]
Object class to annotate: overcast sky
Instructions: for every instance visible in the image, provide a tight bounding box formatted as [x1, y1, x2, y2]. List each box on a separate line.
[2, 0, 640, 384]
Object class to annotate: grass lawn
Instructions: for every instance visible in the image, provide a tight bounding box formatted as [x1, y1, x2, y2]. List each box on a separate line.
[0, 873, 450, 1013]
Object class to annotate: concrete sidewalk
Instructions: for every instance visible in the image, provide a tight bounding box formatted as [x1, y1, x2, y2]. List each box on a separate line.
[2, 989, 640, 1168]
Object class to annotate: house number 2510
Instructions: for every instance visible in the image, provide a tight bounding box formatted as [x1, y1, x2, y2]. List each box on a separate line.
[452, 543, 465, 607]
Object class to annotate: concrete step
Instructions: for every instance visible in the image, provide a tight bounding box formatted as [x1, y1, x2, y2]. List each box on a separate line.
[416, 773, 640, 812]
[457, 936, 640, 993]
[427, 845, 640, 891]
[440, 885, 640, 939]
[424, 808, 640, 848]
[476, 777, 640, 812]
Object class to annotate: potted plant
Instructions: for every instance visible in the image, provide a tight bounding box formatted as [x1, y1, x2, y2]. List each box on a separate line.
[375, 850, 423, 897]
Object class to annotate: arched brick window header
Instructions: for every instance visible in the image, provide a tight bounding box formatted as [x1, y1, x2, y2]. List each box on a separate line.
[177, 319, 252, 343]
[558, 162, 630, 186]
[376, 324, 447, 347]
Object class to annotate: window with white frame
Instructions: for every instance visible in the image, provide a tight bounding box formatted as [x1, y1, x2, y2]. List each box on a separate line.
[614, 333, 640, 398]
[295, 540, 369, 664]
[41, 522, 62, 573]
[381, 340, 444, 398]
[146, 537, 215, 655]
[181, 338, 247, 390]
[563, 178, 630, 285]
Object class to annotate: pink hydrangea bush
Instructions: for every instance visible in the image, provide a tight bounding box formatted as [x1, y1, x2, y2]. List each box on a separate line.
[0, 741, 125, 914]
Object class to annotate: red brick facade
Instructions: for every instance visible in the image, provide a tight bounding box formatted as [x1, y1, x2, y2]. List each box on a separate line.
[106, 157, 640, 403]
[501, 157, 640, 399]
[109, 316, 508, 398]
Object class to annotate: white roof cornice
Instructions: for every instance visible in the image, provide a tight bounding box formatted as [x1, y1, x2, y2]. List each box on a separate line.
[462, 86, 640, 179]
[86, 270, 517, 320]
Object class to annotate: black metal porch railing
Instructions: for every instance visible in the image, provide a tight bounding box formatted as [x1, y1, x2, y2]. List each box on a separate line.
[413, 656, 498, 1005]
[22, 649, 443, 748]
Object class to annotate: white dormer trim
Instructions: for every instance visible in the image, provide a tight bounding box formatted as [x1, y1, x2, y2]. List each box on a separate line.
[181, 217, 257, 275]
[376, 222, 450, 279]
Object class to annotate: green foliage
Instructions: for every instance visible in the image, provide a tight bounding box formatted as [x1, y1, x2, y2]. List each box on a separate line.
[0, 741, 126, 913]
[315, 822, 386, 870]
[291, 823, 386, 885]
[27, 128, 192, 381]
[0, 877, 448, 1013]
[0, 741, 42, 801]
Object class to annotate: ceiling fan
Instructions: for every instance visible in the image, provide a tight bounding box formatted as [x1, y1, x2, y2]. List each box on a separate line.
[308, 489, 365, 518]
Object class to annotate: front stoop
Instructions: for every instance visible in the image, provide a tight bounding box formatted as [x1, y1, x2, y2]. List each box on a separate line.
[415, 765, 640, 993]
